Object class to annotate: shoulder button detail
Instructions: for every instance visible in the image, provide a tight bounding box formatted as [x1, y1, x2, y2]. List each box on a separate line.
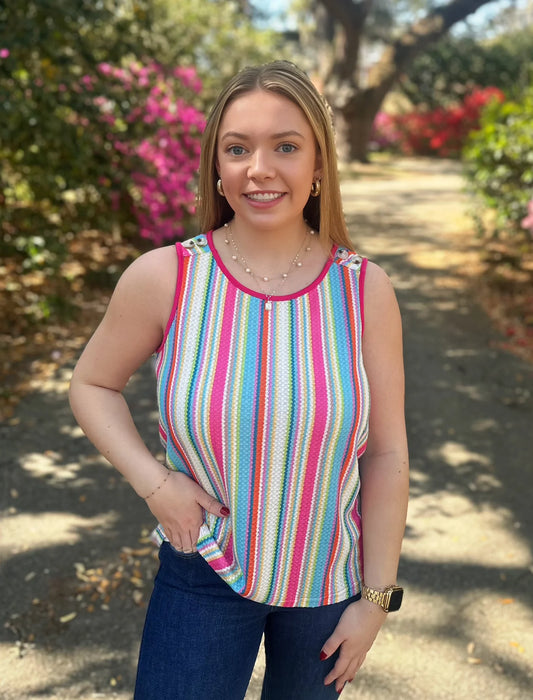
[335, 248, 363, 270]
[182, 235, 208, 252]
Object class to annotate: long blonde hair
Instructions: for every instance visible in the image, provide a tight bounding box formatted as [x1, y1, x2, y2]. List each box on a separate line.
[197, 60, 352, 250]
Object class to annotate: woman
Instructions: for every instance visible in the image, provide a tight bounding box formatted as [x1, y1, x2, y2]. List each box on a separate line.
[69, 60, 409, 699]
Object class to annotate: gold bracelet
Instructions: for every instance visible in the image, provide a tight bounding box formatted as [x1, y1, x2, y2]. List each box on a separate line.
[143, 470, 170, 500]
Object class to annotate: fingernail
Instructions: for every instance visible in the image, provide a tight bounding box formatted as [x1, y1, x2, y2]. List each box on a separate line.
[221, 506, 230, 516]
[319, 650, 328, 661]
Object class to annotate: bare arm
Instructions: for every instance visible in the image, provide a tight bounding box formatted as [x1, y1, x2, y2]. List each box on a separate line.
[69, 246, 228, 550]
[69, 247, 174, 494]
[321, 261, 409, 691]
[358, 261, 409, 589]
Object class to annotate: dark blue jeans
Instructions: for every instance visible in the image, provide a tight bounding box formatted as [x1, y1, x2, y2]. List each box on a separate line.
[134, 542, 360, 700]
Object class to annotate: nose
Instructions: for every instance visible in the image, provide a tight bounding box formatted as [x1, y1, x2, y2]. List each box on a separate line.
[247, 148, 275, 180]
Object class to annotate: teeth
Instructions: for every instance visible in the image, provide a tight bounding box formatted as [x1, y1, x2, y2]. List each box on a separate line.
[247, 193, 282, 201]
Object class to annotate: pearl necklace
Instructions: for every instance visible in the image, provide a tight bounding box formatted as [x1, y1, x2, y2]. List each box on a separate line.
[223, 222, 316, 310]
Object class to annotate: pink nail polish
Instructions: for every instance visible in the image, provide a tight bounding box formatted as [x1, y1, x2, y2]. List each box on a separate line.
[221, 506, 230, 516]
[320, 650, 327, 661]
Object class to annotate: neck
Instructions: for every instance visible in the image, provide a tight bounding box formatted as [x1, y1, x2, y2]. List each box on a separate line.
[229, 218, 309, 259]
[224, 219, 316, 285]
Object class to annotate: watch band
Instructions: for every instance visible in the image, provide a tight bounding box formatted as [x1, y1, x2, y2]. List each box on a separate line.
[362, 584, 388, 609]
[362, 584, 403, 612]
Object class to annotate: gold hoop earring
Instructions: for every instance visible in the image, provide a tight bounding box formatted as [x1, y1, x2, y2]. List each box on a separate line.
[216, 178, 225, 197]
[310, 179, 321, 197]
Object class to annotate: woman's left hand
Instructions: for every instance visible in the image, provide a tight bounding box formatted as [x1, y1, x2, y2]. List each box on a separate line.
[320, 599, 387, 693]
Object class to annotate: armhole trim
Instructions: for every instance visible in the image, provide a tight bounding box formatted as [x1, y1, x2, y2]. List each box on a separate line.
[359, 257, 368, 337]
[156, 242, 184, 354]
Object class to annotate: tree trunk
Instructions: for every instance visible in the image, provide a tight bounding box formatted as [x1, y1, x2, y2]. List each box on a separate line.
[334, 87, 387, 163]
[318, 0, 499, 161]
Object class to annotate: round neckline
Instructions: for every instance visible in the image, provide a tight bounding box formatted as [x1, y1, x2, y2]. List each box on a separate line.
[206, 229, 338, 302]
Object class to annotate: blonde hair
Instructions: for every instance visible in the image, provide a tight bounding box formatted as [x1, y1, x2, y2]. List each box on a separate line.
[197, 60, 352, 250]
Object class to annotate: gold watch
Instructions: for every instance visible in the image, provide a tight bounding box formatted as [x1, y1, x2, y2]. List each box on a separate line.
[362, 584, 403, 612]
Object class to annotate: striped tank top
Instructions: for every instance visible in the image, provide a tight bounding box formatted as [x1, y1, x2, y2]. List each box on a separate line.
[154, 230, 370, 607]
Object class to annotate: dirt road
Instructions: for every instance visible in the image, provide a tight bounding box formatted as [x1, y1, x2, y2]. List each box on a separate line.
[1, 158, 532, 699]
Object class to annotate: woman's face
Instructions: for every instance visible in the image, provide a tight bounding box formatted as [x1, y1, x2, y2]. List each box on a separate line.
[216, 89, 321, 233]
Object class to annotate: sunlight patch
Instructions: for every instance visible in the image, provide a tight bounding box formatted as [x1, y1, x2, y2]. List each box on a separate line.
[0, 511, 118, 558]
[437, 440, 491, 468]
[21, 451, 85, 483]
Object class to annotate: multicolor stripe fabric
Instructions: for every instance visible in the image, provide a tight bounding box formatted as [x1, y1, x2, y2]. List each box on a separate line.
[154, 231, 370, 607]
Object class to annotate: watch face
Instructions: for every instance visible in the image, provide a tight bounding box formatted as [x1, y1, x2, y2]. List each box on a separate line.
[388, 587, 403, 612]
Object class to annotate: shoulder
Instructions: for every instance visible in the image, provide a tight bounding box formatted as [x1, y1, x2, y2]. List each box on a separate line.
[108, 245, 178, 328]
[334, 250, 394, 299]
[362, 261, 402, 337]
[121, 244, 178, 276]
[115, 244, 178, 294]
[364, 260, 396, 296]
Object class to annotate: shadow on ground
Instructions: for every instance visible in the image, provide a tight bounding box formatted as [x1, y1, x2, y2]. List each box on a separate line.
[1, 159, 532, 699]
[0, 364, 160, 697]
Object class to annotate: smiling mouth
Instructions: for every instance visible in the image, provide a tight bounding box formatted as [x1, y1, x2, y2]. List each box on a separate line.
[245, 192, 285, 202]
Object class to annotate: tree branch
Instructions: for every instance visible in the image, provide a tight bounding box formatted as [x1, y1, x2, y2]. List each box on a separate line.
[318, 0, 374, 81]
[317, 0, 372, 28]
[369, 0, 498, 89]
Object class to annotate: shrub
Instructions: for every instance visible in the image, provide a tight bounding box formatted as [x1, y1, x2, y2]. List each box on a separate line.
[89, 62, 205, 246]
[400, 33, 532, 110]
[0, 49, 204, 263]
[463, 88, 533, 239]
[382, 87, 505, 158]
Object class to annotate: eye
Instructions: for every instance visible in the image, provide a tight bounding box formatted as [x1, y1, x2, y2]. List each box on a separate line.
[278, 143, 297, 154]
[228, 145, 246, 156]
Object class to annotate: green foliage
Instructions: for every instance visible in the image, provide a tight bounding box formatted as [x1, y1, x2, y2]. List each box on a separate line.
[463, 88, 533, 239]
[406, 30, 533, 108]
[0, 0, 279, 328]
[400, 32, 533, 109]
[0, 1, 278, 250]
[0, 0, 161, 268]
[150, 0, 280, 103]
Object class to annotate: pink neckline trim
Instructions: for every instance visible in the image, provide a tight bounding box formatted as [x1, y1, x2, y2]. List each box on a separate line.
[207, 229, 337, 302]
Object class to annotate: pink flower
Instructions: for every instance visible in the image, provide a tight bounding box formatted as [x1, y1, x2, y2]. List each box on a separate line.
[80, 58, 206, 244]
[521, 200, 533, 233]
[0, 48, 10, 59]
[98, 63, 112, 76]
[173, 66, 202, 93]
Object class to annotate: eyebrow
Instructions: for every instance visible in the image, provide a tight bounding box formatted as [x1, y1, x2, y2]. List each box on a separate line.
[219, 130, 305, 141]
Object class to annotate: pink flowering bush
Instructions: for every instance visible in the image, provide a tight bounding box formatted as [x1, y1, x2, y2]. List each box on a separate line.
[2, 48, 205, 252]
[88, 61, 205, 245]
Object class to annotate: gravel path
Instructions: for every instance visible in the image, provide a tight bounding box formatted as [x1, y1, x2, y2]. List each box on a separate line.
[1, 158, 532, 699]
